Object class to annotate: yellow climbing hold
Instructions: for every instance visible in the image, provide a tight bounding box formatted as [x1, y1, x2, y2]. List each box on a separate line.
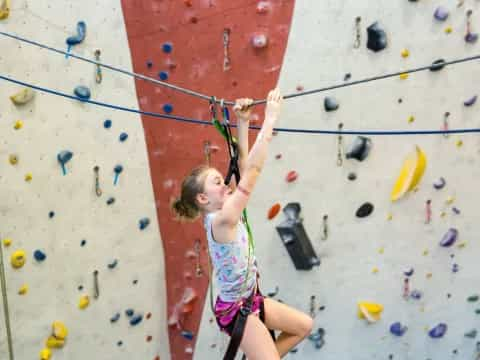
[378, 247, 384, 254]
[456, 139, 463, 147]
[401, 49, 410, 58]
[9, 154, 18, 165]
[10, 88, 35, 105]
[52, 321, 68, 340]
[40, 348, 52, 360]
[3, 238, 12, 247]
[426, 273, 432, 279]
[46, 335, 65, 349]
[11, 249, 26, 268]
[408, 115, 415, 123]
[440, 211, 446, 217]
[399, 73, 409, 80]
[25, 173, 33, 182]
[372, 267, 379, 274]
[387, 213, 393, 221]
[446, 196, 455, 205]
[14, 120, 23, 130]
[0, 0, 10, 20]
[79, 295, 90, 309]
[18, 284, 28, 295]
[391, 146, 427, 202]
[423, 249, 429, 256]
[457, 241, 467, 248]
[358, 301, 383, 323]
[445, 26, 452, 34]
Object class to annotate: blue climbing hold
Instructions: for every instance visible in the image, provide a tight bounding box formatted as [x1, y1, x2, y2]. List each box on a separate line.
[429, 323, 448, 338]
[139, 217, 150, 230]
[130, 314, 143, 326]
[404, 268, 414, 277]
[57, 150, 74, 175]
[80, 239, 87, 247]
[390, 322, 408, 336]
[162, 42, 173, 53]
[181, 330, 194, 340]
[49, 211, 55, 219]
[110, 313, 120, 323]
[66, 21, 87, 46]
[410, 289, 423, 300]
[159, 71, 169, 81]
[163, 103, 173, 114]
[104, 119, 112, 129]
[34, 250, 46, 262]
[74, 86, 91, 101]
[119, 132, 128, 142]
[125, 309, 134, 317]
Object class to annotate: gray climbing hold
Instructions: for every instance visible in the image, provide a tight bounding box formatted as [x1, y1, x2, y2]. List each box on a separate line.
[367, 22, 387, 52]
[324, 97, 339, 112]
[464, 95, 477, 107]
[346, 136, 372, 161]
[110, 313, 120, 323]
[74, 86, 91, 101]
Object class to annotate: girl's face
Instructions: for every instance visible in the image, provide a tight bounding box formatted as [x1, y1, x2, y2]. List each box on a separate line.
[198, 168, 232, 210]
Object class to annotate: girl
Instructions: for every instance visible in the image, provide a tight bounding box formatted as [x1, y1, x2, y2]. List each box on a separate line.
[172, 88, 313, 359]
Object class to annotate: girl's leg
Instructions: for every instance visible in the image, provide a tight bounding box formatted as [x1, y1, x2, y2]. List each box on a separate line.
[239, 314, 280, 360]
[263, 298, 313, 357]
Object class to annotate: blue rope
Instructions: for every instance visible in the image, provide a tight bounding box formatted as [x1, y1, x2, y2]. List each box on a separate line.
[2, 74, 480, 136]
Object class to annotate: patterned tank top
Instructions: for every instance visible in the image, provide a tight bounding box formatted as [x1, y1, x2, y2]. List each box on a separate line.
[204, 212, 257, 303]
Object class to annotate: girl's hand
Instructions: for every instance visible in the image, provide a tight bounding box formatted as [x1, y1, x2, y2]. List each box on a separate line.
[265, 88, 282, 121]
[233, 98, 253, 122]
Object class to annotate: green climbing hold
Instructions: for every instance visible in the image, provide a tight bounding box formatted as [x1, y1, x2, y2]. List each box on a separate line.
[468, 295, 479, 302]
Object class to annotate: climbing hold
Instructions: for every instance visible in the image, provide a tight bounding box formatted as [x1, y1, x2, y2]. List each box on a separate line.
[407, 115, 415, 123]
[308, 328, 325, 349]
[126, 309, 134, 317]
[390, 322, 408, 336]
[399, 73, 409, 80]
[452, 207, 461, 214]
[25, 173, 33, 182]
[3, 238, 11, 247]
[117, 341, 123, 346]
[267, 203, 281, 220]
[66, 21, 86, 56]
[11, 250, 26, 268]
[401, 49, 410, 58]
[73, 86, 91, 101]
[346, 136, 372, 161]
[39, 348, 52, 360]
[146, 335, 153, 342]
[434, 7, 449, 21]
[286, 170, 298, 183]
[57, 150, 73, 175]
[344, 73, 352, 81]
[440, 228, 458, 247]
[445, 26, 453, 34]
[372, 267, 379, 274]
[106, 197, 115, 205]
[9, 154, 18, 165]
[49, 211, 55, 219]
[465, 329, 477, 338]
[446, 196, 455, 205]
[391, 146, 427, 202]
[163, 103, 173, 114]
[404, 268, 414, 277]
[430, 59, 446, 72]
[119, 132, 128, 142]
[14, 120, 23, 130]
[452, 263, 459, 273]
[52, 321, 68, 340]
[465, 32, 478, 43]
[0, 0, 10, 19]
[158, 71, 169, 81]
[146, 60, 153, 68]
[139, 217, 150, 230]
[18, 284, 28, 295]
[46, 336, 64, 349]
[324, 97, 339, 112]
[348, 172, 357, 181]
[433, 177, 446, 190]
[162, 42, 173, 53]
[130, 314, 143, 326]
[357, 301, 383, 323]
[251, 33, 268, 49]
[34, 250, 47, 262]
[256, 1, 270, 14]
[110, 313, 120, 323]
[78, 295, 90, 309]
[107, 259, 118, 269]
[355, 202, 374, 218]
[146, 312, 152, 319]
[468, 295, 479, 302]
[429, 323, 447, 338]
[104, 119, 112, 128]
[113, 164, 123, 185]
[80, 239, 86, 247]
[464, 95, 477, 107]
[275, 154, 282, 160]
[378, 247, 384, 254]
[367, 22, 388, 52]
[10, 88, 35, 105]
[181, 330, 194, 340]
[387, 213, 393, 221]
[410, 290, 422, 300]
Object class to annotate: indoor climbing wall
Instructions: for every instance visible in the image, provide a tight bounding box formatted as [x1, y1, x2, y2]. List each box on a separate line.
[0, 1, 170, 359]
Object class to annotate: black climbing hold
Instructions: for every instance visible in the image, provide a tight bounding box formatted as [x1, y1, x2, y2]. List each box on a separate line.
[80, 239, 86, 247]
[344, 73, 351, 81]
[130, 314, 143, 326]
[110, 313, 120, 323]
[119, 132, 128, 142]
[125, 309, 134, 317]
[34, 250, 46, 262]
[324, 97, 339, 112]
[398, 98, 403, 104]
[117, 341, 123, 346]
[133, 279, 138, 285]
[289, 348, 298, 353]
[356, 202, 374, 218]
[346, 136, 372, 162]
[106, 197, 115, 205]
[319, 305, 325, 311]
[78, 285, 83, 291]
[146, 60, 153, 68]
[49, 211, 55, 218]
[104, 119, 112, 129]
[366, 22, 387, 52]
[430, 59, 446, 72]
[139, 217, 150, 230]
[348, 172, 357, 181]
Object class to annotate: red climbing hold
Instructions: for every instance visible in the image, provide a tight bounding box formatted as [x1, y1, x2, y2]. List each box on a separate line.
[184, 0, 192, 6]
[286, 171, 298, 183]
[268, 203, 281, 220]
[296, 85, 304, 92]
[147, 335, 153, 342]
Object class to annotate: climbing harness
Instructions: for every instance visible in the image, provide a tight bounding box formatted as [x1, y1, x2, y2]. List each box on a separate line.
[207, 98, 274, 360]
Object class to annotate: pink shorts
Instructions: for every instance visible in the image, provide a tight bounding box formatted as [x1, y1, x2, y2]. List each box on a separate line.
[214, 289, 265, 336]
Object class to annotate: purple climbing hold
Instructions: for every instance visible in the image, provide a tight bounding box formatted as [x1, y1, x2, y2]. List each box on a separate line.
[452, 207, 461, 215]
[434, 7, 449, 21]
[433, 177, 446, 190]
[464, 95, 477, 107]
[404, 268, 414, 277]
[429, 323, 447, 338]
[440, 228, 458, 247]
[146, 60, 153, 68]
[465, 32, 478, 43]
[410, 290, 423, 300]
[390, 322, 408, 336]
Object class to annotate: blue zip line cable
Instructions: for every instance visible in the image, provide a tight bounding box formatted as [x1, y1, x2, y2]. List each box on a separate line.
[1, 74, 480, 136]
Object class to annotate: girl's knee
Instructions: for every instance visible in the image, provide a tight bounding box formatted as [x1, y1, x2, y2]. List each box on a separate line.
[298, 314, 313, 338]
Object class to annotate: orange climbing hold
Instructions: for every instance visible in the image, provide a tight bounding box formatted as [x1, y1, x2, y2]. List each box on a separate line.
[286, 170, 298, 183]
[268, 203, 281, 220]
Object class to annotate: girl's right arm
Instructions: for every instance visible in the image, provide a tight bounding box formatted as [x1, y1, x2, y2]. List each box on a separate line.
[217, 88, 283, 227]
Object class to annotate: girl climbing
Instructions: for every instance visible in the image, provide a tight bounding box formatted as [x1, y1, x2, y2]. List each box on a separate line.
[172, 88, 313, 360]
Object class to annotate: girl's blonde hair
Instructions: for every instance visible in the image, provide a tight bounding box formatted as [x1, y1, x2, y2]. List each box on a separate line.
[171, 164, 210, 221]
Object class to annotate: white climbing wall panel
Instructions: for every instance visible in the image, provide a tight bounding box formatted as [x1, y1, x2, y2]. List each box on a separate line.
[195, 1, 480, 359]
[0, 1, 170, 359]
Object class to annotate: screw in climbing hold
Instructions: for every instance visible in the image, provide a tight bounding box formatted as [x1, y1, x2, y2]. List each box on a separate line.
[94, 49, 102, 84]
[194, 239, 203, 277]
[321, 215, 328, 241]
[354, 16, 361, 48]
[93, 270, 99, 299]
[113, 164, 123, 185]
[337, 123, 343, 166]
[93, 166, 102, 196]
[425, 200, 432, 224]
[223, 28, 231, 71]
[442, 112, 450, 138]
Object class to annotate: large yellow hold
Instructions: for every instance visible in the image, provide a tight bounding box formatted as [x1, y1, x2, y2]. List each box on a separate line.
[39, 348, 51, 360]
[0, 0, 10, 20]
[52, 321, 68, 340]
[358, 301, 383, 323]
[391, 146, 427, 201]
[11, 249, 26, 268]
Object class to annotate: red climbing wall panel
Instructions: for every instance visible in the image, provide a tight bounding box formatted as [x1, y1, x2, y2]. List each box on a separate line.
[120, 1, 295, 358]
